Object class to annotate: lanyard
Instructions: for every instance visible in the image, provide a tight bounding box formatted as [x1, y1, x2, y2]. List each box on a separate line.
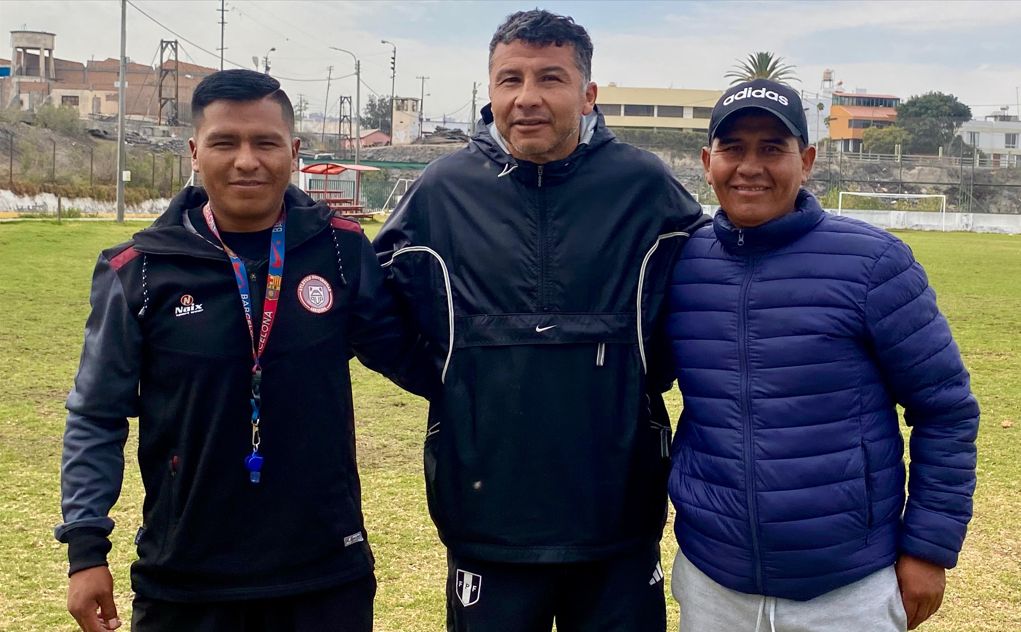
[202, 204, 285, 484]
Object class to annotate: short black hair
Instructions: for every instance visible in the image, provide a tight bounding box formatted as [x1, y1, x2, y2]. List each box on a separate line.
[489, 10, 593, 83]
[192, 69, 294, 132]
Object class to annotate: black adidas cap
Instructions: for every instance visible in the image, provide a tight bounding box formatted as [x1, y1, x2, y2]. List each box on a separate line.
[708, 78, 810, 147]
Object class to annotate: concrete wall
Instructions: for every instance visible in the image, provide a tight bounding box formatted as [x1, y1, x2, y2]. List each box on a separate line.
[0, 189, 170, 216]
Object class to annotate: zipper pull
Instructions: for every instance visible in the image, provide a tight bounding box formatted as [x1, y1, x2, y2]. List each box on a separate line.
[537, 165, 543, 188]
[737, 229, 745, 246]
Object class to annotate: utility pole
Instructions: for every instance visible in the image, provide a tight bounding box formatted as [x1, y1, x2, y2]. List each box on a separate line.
[329, 47, 361, 165]
[116, 0, 127, 223]
[417, 75, 429, 140]
[382, 40, 396, 143]
[354, 59, 360, 164]
[263, 47, 275, 75]
[322, 66, 333, 144]
[296, 94, 306, 131]
[470, 82, 478, 136]
[217, 0, 227, 71]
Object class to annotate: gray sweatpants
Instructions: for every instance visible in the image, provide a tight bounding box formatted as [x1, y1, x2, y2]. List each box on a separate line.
[671, 550, 907, 632]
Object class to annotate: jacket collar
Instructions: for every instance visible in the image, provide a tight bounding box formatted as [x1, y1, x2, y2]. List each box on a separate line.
[714, 189, 826, 256]
[133, 184, 334, 260]
[472, 103, 616, 186]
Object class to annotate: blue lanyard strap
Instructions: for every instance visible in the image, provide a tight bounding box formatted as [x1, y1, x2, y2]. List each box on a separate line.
[202, 204, 286, 483]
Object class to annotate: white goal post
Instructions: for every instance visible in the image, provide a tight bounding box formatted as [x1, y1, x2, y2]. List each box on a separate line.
[836, 192, 948, 231]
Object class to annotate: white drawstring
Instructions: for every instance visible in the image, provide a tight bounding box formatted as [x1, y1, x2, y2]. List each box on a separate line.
[497, 163, 518, 178]
[753, 596, 777, 632]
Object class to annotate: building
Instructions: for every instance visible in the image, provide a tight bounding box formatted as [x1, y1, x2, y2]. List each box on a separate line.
[391, 97, 422, 145]
[1, 30, 217, 125]
[801, 70, 839, 146]
[958, 112, 1021, 167]
[827, 90, 901, 152]
[595, 85, 723, 132]
[340, 128, 390, 149]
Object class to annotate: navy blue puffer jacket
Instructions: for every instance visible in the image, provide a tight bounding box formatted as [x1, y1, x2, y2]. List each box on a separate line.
[666, 190, 979, 601]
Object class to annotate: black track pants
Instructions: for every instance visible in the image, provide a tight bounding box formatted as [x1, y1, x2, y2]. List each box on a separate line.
[446, 545, 666, 632]
[131, 573, 376, 632]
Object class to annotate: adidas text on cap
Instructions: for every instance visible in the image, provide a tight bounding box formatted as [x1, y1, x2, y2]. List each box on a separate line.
[709, 79, 810, 147]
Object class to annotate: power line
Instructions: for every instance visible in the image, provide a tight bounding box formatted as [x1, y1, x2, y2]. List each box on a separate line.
[128, 45, 161, 117]
[237, 0, 337, 54]
[360, 79, 380, 97]
[127, 1, 246, 70]
[126, 3, 332, 85]
[228, 4, 323, 59]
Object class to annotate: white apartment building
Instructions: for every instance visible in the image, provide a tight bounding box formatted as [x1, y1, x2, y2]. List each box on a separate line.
[958, 113, 1021, 167]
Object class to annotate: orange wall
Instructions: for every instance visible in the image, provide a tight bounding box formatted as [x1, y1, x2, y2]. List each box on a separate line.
[828, 105, 897, 140]
[829, 105, 854, 140]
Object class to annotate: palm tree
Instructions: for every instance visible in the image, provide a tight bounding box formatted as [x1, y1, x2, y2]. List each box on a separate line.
[724, 52, 799, 86]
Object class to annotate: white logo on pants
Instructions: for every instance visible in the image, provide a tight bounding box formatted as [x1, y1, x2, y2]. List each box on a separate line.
[456, 569, 482, 607]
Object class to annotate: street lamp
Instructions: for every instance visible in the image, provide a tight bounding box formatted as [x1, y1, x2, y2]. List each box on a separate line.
[329, 46, 361, 166]
[263, 47, 276, 75]
[381, 39, 396, 144]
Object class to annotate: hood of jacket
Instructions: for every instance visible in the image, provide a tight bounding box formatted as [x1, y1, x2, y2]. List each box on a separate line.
[471, 103, 616, 186]
[134, 184, 335, 259]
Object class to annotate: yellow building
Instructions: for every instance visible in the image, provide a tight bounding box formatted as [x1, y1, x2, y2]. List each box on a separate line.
[596, 85, 723, 132]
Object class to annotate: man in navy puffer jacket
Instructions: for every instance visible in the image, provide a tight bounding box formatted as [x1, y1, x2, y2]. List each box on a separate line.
[666, 80, 979, 631]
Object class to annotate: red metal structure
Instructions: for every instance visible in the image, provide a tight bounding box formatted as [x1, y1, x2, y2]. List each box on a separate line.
[300, 162, 380, 218]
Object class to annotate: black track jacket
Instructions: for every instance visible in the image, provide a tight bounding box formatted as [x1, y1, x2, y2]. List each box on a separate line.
[56, 185, 438, 602]
[374, 106, 708, 563]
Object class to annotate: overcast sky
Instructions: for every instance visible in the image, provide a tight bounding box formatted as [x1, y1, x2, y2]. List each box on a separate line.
[2, 1, 1020, 124]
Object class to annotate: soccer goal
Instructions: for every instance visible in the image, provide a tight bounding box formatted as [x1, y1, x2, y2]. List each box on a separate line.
[836, 192, 948, 230]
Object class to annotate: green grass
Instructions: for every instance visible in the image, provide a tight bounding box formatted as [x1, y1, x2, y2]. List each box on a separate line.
[0, 222, 1018, 631]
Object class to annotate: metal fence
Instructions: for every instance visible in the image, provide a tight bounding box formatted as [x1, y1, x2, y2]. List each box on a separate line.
[301, 177, 405, 214]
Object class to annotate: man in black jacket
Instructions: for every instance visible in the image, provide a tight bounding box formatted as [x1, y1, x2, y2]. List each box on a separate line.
[57, 70, 437, 632]
[374, 11, 707, 632]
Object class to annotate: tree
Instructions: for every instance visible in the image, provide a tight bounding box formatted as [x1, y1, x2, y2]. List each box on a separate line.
[724, 52, 799, 86]
[360, 95, 392, 136]
[895, 92, 971, 155]
[861, 125, 912, 154]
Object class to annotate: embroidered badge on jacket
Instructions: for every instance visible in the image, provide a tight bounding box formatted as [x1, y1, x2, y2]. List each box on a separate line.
[297, 274, 334, 314]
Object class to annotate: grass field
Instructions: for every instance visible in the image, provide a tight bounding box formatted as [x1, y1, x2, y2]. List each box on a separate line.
[0, 220, 1019, 631]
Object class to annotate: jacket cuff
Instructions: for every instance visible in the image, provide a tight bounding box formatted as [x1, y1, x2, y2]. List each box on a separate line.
[65, 527, 112, 576]
[899, 532, 959, 569]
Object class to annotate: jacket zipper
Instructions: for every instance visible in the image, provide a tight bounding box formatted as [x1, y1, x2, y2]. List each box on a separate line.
[537, 165, 548, 311]
[738, 229, 745, 246]
[738, 256, 764, 593]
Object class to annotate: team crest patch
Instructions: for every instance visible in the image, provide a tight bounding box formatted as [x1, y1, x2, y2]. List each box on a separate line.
[455, 569, 482, 607]
[297, 274, 333, 313]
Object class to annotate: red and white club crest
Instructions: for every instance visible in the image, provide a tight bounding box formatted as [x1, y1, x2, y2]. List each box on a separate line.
[180, 294, 195, 306]
[297, 274, 333, 314]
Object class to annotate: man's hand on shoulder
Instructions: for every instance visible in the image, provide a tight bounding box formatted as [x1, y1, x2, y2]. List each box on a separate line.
[896, 554, 946, 630]
[68, 566, 120, 631]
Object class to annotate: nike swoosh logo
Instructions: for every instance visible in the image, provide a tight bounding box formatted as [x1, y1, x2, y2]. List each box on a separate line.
[535, 325, 557, 333]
